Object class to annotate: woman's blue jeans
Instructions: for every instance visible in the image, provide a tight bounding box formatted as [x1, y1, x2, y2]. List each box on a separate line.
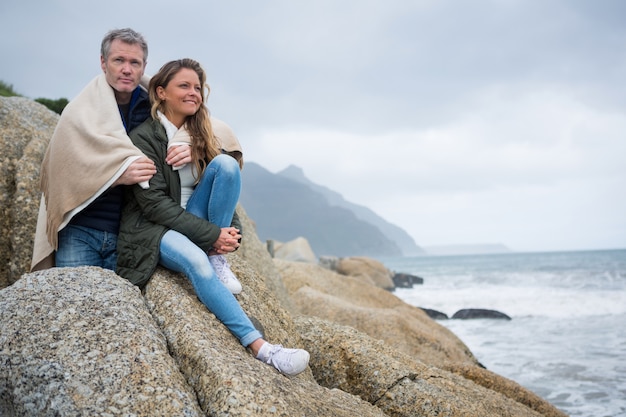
[159, 155, 262, 347]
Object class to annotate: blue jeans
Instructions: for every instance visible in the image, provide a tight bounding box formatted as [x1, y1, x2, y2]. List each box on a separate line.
[56, 225, 118, 270]
[159, 155, 261, 347]
[185, 154, 241, 226]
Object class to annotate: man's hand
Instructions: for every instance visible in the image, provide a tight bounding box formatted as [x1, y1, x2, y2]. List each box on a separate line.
[113, 156, 156, 186]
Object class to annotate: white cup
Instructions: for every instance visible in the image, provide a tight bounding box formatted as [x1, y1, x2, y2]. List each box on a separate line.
[168, 141, 189, 171]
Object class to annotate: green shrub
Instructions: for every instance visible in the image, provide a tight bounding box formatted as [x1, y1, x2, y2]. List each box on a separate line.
[35, 97, 69, 114]
[1, 79, 69, 114]
[0, 80, 20, 97]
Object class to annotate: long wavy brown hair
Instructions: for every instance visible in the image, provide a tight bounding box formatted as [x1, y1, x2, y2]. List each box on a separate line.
[149, 58, 220, 183]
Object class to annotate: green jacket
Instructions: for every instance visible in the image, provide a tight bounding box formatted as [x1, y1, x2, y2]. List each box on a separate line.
[116, 118, 241, 286]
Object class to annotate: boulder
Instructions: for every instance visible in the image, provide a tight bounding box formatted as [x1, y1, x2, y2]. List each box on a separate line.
[318, 255, 340, 271]
[271, 236, 317, 263]
[0, 96, 567, 416]
[277, 259, 479, 366]
[0, 267, 203, 416]
[140, 264, 385, 417]
[335, 256, 395, 290]
[278, 259, 566, 417]
[297, 316, 549, 417]
[392, 271, 424, 288]
[421, 307, 449, 320]
[452, 309, 512, 320]
[0, 97, 56, 288]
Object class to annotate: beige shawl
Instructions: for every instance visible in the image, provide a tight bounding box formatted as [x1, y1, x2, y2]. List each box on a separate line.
[211, 116, 244, 168]
[31, 74, 147, 271]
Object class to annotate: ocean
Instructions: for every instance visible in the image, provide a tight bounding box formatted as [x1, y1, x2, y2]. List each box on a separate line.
[377, 249, 626, 417]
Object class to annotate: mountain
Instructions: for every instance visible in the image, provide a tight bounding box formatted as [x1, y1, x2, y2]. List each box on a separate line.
[239, 162, 418, 258]
[277, 165, 424, 256]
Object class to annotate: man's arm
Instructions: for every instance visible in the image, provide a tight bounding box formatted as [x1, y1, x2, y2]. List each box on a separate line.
[112, 156, 156, 187]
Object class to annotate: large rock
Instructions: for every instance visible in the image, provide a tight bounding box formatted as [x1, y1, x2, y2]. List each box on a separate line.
[277, 259, 478, 366]
[0, 96, 567, 416]
[452, 308, 512, 320]
[141, 266, 385, 417]
[296, 316, 548, 417]
[335, 256, 395, 290]
[271, 236, 318, 263]
[0, 266, 386, 417]
[0, 97, 56, 287]
[0, 267, 203, 416]
[278, 259, 567, 417]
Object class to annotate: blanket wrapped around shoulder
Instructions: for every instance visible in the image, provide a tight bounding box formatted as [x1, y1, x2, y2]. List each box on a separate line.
[211, 116, 244, 169]
[31, 74, 147, 271]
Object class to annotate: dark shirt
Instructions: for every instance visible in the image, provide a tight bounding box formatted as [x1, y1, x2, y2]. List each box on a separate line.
[69, 87, 151, 234]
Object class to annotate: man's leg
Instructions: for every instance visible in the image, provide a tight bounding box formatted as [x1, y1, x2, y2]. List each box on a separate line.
[56, 225, 111, 268]
[101, 231, 118, 271]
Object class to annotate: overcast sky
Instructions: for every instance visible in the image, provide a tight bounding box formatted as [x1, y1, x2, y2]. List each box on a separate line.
[2, 0, 625, 253]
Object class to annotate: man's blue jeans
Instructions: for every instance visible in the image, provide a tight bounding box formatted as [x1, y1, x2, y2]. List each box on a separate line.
[159, 155, 261, 347]
[56, 225, 118, 270]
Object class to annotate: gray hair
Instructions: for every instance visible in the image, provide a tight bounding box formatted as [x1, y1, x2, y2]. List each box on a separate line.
[100, 28, 148, 63]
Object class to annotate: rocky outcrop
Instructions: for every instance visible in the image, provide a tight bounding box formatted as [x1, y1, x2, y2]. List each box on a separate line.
[0, 267, 203, 416]
[0, 96, 567, 416]
[392, 271, 424, 288]
[269, 236, 318, 263]
[277, 259, 480, 366]
[318, 255, 395, 290]
[335, 256, 395, 290]
[421, 307, 449, 320]
[297, 317, 551, 417]
[278, 260, 566, 417]
[0, 97, 56, 287]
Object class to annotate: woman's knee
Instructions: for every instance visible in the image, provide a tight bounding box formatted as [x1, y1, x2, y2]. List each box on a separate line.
[185, 250, 212, 272]
[212, 154, 240, 176]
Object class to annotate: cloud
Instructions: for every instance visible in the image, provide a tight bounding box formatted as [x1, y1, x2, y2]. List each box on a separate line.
[244, 80, 626, 251]
[2, 0, 625, 251]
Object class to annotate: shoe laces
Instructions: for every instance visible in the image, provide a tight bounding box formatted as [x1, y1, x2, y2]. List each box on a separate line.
[210, 255, 229, 278]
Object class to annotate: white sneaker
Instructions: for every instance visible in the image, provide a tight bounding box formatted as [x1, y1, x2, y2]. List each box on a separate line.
[256, 342, 310, 376]
[209, 255, 242, 294]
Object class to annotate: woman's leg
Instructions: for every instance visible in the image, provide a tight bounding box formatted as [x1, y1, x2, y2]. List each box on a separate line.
[185, 154, 243, 294]
[186, 154, 241, 227]
[160, 232, 310, 376]
[159, 230, 261, 347]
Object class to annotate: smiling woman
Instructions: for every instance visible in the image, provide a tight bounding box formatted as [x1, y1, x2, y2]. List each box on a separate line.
[154, 67, 203, 128]
[116, 57, 311, 376]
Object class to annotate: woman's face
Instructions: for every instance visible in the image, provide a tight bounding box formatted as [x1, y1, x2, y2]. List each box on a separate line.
[157, 68, 203, 128]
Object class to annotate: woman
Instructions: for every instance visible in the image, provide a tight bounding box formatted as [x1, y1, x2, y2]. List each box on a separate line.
[116, 58, 309, 376]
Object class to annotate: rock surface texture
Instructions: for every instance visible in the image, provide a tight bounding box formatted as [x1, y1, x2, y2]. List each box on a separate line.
[0, 97, 55, 287]
[0, 96, 567, 416]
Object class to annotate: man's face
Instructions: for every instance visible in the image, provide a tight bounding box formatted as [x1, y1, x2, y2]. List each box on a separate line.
[100, 39, 146, 104]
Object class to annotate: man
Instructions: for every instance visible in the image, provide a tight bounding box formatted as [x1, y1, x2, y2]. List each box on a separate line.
[31, 28, 189, 271]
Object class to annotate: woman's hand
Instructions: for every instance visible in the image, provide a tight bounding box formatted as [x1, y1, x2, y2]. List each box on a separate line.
[166, 144, 192, 168]
[210, 227, 241, 254]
